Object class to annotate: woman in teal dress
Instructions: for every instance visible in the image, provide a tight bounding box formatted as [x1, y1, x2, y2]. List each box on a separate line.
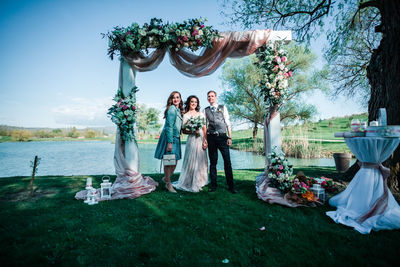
[154, 91, 183, 193]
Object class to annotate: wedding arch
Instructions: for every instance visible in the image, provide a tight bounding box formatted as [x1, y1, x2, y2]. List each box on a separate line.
[103, 18, 292, 199]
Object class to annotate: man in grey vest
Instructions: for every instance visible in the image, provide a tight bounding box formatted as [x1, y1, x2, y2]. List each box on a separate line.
[204, 90, 236, 193]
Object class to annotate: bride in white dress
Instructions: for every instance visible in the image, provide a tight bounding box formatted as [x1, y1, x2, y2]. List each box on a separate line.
[173, 95, 208, 192]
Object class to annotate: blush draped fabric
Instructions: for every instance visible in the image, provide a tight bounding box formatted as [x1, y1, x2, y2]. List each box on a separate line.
[75, 132, 158, 201]
[122, 30, 271, 77]
[255, 173, 303, 208]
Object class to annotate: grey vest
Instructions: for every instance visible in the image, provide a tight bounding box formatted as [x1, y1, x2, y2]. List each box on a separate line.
[205, 105, 227, 134]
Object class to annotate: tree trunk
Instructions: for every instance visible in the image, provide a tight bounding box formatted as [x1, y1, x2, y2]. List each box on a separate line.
[367, 0, 400, 191]
[253, 122, 258, 140]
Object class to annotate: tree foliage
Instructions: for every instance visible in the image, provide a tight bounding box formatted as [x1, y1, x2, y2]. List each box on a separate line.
[324, 3, 381, 104]
[136, 104, 161, 134]
[11, 130, 31, 142]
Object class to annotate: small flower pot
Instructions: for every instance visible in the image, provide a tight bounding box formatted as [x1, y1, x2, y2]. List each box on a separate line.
[333, 153, 352, 173]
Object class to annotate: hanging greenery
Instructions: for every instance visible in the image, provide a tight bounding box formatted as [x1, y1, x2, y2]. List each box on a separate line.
[254, 41, 293, 108]
[103, 17, 220, 59]
[107, 86, 138, 142]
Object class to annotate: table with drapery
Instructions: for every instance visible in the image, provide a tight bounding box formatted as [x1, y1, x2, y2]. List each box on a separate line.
[326, 137, 400, 234]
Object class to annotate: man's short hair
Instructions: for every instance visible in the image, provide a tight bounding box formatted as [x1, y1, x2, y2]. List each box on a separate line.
[207, 90, 217, 96]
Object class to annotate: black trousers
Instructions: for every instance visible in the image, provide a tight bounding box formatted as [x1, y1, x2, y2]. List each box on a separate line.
[207, 133, 234, 190]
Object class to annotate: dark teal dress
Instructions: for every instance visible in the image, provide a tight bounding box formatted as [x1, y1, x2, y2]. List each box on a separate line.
[154, 105, 182, 160]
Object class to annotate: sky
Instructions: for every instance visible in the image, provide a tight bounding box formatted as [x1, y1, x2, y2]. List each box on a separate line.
[0, 0, 366, 129]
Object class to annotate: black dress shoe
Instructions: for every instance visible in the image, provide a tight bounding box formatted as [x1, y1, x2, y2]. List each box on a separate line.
[208, 188, 216, 192]
[228, 188, 238, 194]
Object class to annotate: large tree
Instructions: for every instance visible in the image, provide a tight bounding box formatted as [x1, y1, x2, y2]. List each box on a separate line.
[222, 0, 400, 189]
[324, 5, 381, 104]
[220, 43, 325, 139]
[136, 104, 161, 134]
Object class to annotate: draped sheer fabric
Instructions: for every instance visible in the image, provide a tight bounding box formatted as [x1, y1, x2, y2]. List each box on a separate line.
[326, 137, 400, 234]
[122, 30, 271, 76]
[75, 131, 158, 201]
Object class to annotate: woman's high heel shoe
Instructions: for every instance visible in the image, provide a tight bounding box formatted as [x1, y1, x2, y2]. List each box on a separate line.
[165, 183, 177, 193]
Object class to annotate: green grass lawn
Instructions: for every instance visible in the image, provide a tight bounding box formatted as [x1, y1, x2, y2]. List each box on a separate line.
[1, 167, 398, 266]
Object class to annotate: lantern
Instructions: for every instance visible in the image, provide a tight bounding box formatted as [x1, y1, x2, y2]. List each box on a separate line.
[84, 177, 93, 204]
[310, 184, 326, 202]
[87, 188, 98, 205]
[100, 176, 112, 199]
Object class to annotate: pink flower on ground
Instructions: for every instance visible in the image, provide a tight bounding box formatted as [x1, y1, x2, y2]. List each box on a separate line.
[200, 24, 205, 28]
[182, 36, 188, 42]
[281, 56, 287, 62]
[117, 100, 122, 107]
[131, 106, 136, 110]
[284, 73, 289, 78]
[288, 71, 293, 77]
[301, 182, 309, 189]
[276, 171, 281, 176]
[275, 56, 280, 62]
[196, 39, 202, 45]
[191, 30, 199, 36]
[122, 105, 128, 110]
[278, 165, 283, 170]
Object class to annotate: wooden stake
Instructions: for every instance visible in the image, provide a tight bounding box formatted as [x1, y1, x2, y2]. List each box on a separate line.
[30, 155, 38, 196]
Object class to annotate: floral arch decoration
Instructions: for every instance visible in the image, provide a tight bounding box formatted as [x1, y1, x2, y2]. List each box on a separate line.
[104, 17, 291, 174]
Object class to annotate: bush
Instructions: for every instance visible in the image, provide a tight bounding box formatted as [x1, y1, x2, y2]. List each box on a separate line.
[35, 130, 55, 138]
[11, 130, 32, 142]
[52, 129, 63, 137]
[84, 130, 96, 138]
[67, 127, 80, 138]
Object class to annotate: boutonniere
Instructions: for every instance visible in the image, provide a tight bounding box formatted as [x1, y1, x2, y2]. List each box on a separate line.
[217, 108, 223, 113]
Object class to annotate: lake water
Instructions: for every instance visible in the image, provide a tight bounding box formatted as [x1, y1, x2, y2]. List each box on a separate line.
[0, 141, 347, 177]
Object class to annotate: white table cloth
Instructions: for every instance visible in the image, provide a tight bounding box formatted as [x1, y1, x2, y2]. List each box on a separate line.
[326, 137, 400, 234]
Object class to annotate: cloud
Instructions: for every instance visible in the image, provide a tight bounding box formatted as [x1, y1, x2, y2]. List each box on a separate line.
[52, 97, 115, 126]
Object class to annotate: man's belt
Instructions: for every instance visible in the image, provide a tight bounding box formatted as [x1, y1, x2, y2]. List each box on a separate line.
[207, 131, 226, 136]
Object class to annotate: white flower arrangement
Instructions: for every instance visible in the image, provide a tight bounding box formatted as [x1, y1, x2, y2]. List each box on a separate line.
[267, 147, 294, 193]
[183, 115, 205, 137]
[254, 41, 293, 108]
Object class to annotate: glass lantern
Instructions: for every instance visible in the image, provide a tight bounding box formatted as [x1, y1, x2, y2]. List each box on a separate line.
[100, 176, 112, 199]
[84, 177, 93, 203]
[310, 184, 326, 202]
[87, 188, 98, 205]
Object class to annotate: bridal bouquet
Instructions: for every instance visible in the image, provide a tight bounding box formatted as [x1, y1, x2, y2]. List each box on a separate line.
[267, 148, 293, 193]
[183, 116, 205, 137]
[107, 86, 138, 142]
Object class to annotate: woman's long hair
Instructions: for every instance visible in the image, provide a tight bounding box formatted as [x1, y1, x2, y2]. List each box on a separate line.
[184, 95, 200, 113]
[163, 91, 184, 118]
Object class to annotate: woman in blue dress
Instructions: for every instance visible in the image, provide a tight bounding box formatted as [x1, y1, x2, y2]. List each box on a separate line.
[154, 91, 183, 193]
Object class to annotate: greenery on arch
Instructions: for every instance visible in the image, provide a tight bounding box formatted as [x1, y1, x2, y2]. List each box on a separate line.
[103, 18, 220, 59]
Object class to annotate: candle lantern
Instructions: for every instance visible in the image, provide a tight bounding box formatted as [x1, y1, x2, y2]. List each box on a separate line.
[310, 184, 326, 202]
[100, 176, 112, 199]
[84, 177, 93, 204]
[87, 188, 98, 205]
